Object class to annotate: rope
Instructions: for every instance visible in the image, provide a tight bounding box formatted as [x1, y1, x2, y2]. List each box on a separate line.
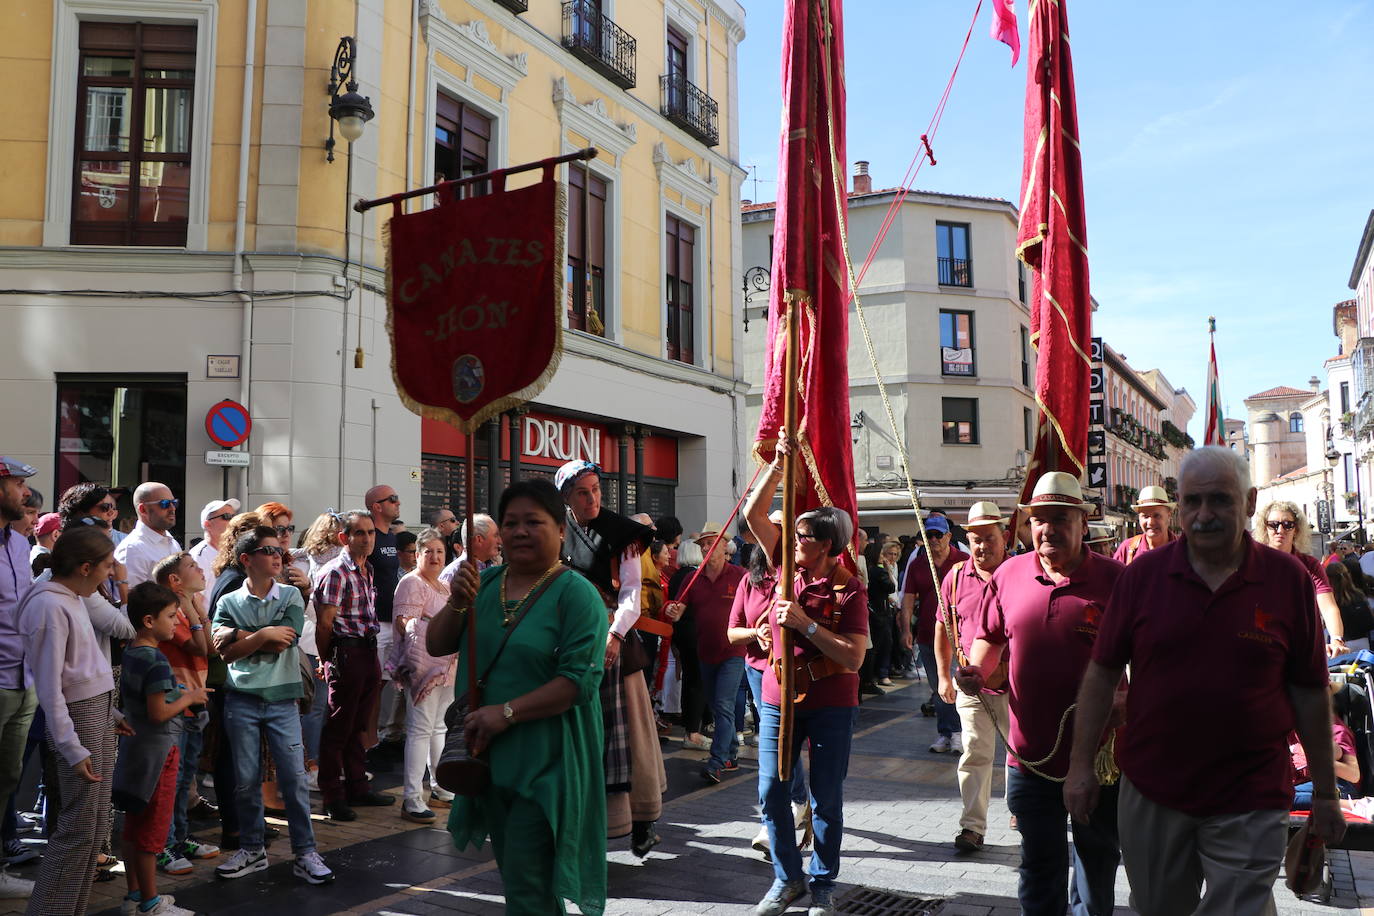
[671, 462, 767, 601]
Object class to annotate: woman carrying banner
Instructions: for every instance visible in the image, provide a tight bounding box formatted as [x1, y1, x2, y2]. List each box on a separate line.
[743, 442, 868, 916]
[431, 479, 608, 916]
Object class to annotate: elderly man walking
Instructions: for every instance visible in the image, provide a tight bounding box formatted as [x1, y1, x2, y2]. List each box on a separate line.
[956, 472, 1124, 916]
[1112, 485, 1175, 566]
[934, 502, 1012, 854]
[1065, 447, 1345, 914]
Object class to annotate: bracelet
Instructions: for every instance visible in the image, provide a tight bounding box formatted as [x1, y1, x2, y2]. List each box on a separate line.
[114, 579, 128, 585]
[1312, 789, 1341, 801]
[189, 624, 204, 632]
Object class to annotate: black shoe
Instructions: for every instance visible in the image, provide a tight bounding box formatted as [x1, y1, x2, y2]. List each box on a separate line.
[860, 682, 885, 696]
[701, 766, 722, 784]
[347, 791, 396, 807]
[189, 798, 220, 821]
[325, 801, 357, 821]
[631, 821, 661, 858]
[920, 701, 935, 717]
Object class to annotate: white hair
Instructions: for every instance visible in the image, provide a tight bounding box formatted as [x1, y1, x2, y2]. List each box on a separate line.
[677, 539, 704, 568]
[461, 513, 495, 544]
[1180, 445, 1251, 495]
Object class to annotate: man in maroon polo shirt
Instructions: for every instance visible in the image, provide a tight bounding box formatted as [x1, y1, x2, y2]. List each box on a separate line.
[956, 472, 1124, 916]
[900, 515, 967, 753]
[1065, 446, 1344, 915]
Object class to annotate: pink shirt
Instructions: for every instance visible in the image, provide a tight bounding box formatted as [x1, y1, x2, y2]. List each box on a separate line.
[1111, 532, 1173, 566]
[939, 558, 992, 660]
[1094, 535, 1327, 816]
[685, 564, 746, 665]
[903, 549, 968, 645]
[974, 549, 1123, 779]
[1294, 551, 1333, 596]
[727, 572, 776, 672]
[763, 567, 869, 709]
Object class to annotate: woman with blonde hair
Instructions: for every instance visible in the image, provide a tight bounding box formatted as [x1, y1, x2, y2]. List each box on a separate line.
[1255, 500, 1346, 656]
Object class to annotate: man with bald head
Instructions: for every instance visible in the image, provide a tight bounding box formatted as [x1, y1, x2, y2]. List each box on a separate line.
[366, 484, 404, 742]
[115, 481, 182, 587]
[1067, 447, 1344, 914]
[429, 508, 459, 562]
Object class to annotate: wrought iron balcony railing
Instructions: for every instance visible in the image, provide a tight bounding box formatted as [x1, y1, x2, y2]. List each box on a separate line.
[562, 0, 636, 89]
[938, 256, 972, 287]
[492, 0, 528, 13]
[660, 72, 719, 147]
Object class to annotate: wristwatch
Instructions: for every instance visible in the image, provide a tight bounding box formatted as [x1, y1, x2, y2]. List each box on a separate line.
[805, 622, 819, 638]
[502, 702, 515, 723]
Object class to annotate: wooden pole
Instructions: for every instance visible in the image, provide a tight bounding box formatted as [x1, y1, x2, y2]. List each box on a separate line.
[778, 298, 801, 781]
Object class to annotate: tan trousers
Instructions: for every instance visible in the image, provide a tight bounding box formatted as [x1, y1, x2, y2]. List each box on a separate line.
[954, 690, 1008, 835]
[1119, 776, 1286, 916]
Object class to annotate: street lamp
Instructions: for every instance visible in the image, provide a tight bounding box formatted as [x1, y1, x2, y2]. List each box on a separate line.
[741, 265, 770, 332]
[325, 37, 374, 163]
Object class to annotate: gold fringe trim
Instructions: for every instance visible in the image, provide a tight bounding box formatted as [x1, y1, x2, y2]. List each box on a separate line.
[385, 180, 568, 435]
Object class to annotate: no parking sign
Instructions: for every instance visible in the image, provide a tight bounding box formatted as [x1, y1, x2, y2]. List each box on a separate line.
[205, 399, 252, 448]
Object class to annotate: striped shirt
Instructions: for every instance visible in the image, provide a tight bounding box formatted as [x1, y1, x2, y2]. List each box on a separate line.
[315, 551, 379, 639]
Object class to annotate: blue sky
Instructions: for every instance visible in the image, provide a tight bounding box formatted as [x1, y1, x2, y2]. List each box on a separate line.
[735, 1, 1374, 437]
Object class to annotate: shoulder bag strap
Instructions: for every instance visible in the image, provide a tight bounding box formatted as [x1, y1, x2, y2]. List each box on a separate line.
[946, 561, 967, 665]
[470, 566, 570, 702]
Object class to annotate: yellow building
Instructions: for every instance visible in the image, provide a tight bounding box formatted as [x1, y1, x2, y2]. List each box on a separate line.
[0, 0, 747, 539]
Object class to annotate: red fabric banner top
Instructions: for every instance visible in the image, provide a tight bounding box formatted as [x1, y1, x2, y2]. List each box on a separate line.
[753, 0, 858, 540]
[1017, 0, 1093, 496]
[386, 177, 565, 433]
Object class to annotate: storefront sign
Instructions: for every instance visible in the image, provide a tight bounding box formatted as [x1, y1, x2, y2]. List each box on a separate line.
[523, 417, 601, 464]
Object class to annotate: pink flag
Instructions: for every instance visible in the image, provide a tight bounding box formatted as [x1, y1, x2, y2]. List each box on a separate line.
[991, 0, 1020, 66]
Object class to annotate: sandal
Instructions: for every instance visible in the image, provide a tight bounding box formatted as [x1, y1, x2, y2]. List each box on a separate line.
[95, 853, 118, 871]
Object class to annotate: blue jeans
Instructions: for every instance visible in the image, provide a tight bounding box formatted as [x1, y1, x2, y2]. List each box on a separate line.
[223, 691, 316, 855]
[758, 702, 857, 890]
[917, 642, 959, 737]
[165, 710, 207, 848]
[700, 657, 745, 770]
[301, 654, 327, 762]
[1293, 779, 1358, 808]
[1006, 766, 1119, 916]
[745, 667, 806, 804]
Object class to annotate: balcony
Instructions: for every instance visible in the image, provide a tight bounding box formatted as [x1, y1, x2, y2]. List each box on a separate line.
[562, 0, 636, 90]
[493, 0, 528, 12]
[660, 73, 719, 147]
[938, 256, 972, 287]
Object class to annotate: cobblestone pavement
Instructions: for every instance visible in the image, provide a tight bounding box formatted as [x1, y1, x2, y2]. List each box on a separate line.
[4, 680, 1374, 914]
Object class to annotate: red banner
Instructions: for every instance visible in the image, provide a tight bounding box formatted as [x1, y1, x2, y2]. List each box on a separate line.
[753, 0, 858, 542]
[386, 177, 565, 433]
[1016, 0, 1093, 498]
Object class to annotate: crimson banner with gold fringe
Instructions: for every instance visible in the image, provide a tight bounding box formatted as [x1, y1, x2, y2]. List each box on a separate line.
[385, 176, 565, 433]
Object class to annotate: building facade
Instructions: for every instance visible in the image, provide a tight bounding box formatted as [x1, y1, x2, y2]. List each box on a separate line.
[1098, 343, 1168, 532]
[740, 168, 1037, 535]
[1, 0, 748, 541]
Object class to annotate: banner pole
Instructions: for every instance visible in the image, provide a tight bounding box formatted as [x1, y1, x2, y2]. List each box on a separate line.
[465, 431, 476, 539]
[778, 297, 800, 782]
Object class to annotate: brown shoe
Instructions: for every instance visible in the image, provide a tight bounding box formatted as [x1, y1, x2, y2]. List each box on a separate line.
[954, 829, 984, 852]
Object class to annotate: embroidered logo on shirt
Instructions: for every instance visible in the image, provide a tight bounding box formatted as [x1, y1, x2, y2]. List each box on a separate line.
[1239, 605, 1278, 645]
[1075, 601, 1103, 637]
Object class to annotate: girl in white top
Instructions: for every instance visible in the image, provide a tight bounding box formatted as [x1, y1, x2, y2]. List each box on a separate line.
[18, 526, 130, 916]
[387, 529, 457, 820]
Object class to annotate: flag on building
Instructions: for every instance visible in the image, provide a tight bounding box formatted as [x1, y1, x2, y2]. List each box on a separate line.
[1016, 0, 1093, 499]
[1204, 317, 1226, 445]
[991, 0, 1020, 66]
[753, 0, 858, 538]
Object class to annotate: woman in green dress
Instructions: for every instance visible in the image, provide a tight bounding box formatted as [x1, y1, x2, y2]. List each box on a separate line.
[428, 478, 608, 916]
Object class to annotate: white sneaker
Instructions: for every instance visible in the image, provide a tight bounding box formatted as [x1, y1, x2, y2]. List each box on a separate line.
[215, 847, 268, 879]
[930, 735, 952, 754]
[951, 733, 963, 753]
[0, 869, 33, 899]
[751, 824, 770, 854]
[139, 896, 194, 916]
[293, 850, 335, 885]
[306, 768, 320, 792]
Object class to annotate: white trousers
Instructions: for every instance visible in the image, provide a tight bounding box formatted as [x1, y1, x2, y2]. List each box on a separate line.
[402, 686, 449, 809]
[954, 689, 1009, 835]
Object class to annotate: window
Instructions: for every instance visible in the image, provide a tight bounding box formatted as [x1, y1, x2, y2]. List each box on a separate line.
[1024, 407, 1033, 451]
[939, 310, 975, 376]
[666, 27, 688, 81]
[1017, 260, 1027, 303]
[936, 221, 972, 287]
[666, 214, 696, 363]
[72, 22, 195, 246]
[1020, 325, 1031, 386]
[942, 397, 979, 445]
[1289, 412, 1304, 434]
[56, 374, 187, 543]
[434, 92, 492, 196]
[1341, 382, 1351, 416]
[568, 164, 608, 336]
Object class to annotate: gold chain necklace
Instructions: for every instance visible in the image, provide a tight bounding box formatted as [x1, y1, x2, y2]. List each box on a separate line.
[498, 562, 563, 627]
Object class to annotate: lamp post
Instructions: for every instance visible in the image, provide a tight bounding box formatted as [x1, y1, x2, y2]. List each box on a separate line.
[325, 37, 375, 163]
[741, 265, 770, 332]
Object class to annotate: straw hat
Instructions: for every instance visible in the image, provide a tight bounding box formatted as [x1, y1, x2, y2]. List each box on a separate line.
[693, 522, 725, 543]
[1130, 485, 1175, 512]
[965, 501, 1010, 529]
[1017, 471, 1092, 513]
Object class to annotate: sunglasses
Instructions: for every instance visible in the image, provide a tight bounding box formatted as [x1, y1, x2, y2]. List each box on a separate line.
[209, 512, 234, 523]
[95, 501, 117, 512]
[143, 498, 179, 510]
[250, 545, 286, 557]
[1265, 520, 1297, 532]
[275, 524, 297, 536]
[796, 532, 820, 542]
[376, 494, 400, 504]
[924, 530, 947, 539]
